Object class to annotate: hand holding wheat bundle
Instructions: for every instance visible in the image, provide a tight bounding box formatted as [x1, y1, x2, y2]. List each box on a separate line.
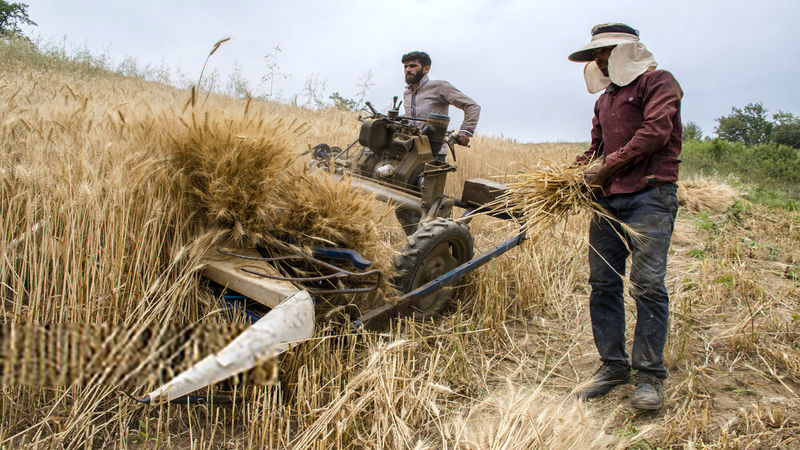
[479, 161, 623, 236]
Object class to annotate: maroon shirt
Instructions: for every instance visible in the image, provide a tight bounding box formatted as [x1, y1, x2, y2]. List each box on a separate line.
[577, 70, 684, 196]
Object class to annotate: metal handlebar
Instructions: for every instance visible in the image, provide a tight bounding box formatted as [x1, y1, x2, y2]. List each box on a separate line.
[364, 101, 380, 116]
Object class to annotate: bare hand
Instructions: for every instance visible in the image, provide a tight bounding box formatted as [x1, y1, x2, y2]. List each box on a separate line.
[454, 134, 470, 146]
[583, 165, 611, 188]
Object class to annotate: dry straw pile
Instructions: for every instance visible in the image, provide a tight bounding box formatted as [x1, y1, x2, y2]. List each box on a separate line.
[164, 107, 391, 253]
[443, 384, 627, 449]
[159, 105, 397, 305]
[677, 177, 739, 213]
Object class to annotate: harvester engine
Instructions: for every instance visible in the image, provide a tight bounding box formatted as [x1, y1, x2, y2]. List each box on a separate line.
[310, 98, 461, 235]
[355, 111, 450, 191]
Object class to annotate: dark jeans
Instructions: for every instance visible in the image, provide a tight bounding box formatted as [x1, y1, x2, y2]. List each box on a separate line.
[588, 183, 678, 379]
[433, 153, 447, 162]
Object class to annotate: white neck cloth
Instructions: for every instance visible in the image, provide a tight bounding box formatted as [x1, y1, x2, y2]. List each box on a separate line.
[583, 39, 657, 93]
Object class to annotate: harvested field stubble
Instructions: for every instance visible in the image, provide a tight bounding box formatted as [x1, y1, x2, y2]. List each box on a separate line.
[1, 39, 798, 448]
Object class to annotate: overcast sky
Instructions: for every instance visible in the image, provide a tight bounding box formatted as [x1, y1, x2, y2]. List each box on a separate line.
[23, 0, 800, 143]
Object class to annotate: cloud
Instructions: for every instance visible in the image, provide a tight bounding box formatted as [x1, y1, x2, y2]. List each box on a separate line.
[24, 0, 800, 142]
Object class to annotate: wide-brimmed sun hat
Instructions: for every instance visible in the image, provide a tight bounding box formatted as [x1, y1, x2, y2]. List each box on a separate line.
[569, 23, 641, 62]
[569, 23, 657, 93]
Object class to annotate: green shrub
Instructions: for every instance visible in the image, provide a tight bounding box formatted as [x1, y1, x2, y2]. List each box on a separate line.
[771, 111, 800, 148]
[681, 139, 800, 205]
[743, 186, 800, 211]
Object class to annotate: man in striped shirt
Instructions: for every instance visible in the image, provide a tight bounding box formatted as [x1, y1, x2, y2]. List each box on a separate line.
[402, 51, 481, 161]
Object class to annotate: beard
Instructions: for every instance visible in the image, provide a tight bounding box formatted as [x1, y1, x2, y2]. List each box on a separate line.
[405, 70, 424, 85]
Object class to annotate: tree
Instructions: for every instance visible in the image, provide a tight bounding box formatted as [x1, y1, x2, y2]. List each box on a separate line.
[771, 111, 800, 149]
[682, 121, 703, 141]
[714, 102, 773, 146]
[226, 60, 251, 98]
[328, 92, 359, 111]
[0, 1, 36, 37]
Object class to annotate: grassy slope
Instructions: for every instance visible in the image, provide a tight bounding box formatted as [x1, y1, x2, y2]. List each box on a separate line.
[1, 40, 798, 448]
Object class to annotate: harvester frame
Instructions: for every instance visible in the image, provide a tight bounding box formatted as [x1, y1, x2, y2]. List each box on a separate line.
[135, 100, 527, 404]
[229, 97, 528, 328]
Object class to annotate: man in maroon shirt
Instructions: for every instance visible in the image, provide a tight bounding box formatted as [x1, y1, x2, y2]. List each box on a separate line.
[569, 23, 683, 410]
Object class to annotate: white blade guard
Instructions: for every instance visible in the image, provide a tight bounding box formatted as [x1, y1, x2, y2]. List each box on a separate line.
[144, 290, 314, 403]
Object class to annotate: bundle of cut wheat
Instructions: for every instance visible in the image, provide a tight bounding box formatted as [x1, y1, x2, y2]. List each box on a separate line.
[480, 162, 617, 236]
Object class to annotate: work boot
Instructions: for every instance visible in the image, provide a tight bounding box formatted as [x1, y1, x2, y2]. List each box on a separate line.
[630, 374, 664, 410]
[576, 362, 630, 399]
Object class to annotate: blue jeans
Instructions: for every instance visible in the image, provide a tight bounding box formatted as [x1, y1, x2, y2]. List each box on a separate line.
[433, 153, 447, 162]
[588, 183, 678, 379]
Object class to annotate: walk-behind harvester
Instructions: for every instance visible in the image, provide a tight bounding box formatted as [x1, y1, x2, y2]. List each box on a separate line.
[135, 99, 527, 404]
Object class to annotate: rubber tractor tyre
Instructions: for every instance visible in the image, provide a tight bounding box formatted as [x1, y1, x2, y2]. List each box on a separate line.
[393, 218, 474, 319]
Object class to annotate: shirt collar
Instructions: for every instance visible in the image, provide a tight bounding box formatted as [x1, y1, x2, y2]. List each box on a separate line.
[406, 74, 430, 92]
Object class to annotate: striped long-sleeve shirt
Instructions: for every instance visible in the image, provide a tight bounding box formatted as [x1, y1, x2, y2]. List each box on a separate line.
[403, 75, 480, 155]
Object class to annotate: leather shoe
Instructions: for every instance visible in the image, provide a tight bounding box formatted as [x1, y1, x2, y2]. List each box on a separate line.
[631, 374, 664, 410]
[576, 362, 630, 399]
